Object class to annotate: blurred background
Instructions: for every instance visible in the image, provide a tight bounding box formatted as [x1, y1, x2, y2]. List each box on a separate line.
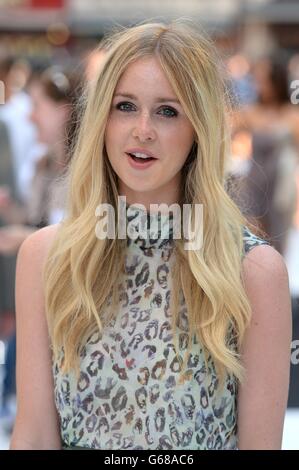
[0, 0, 298, 450]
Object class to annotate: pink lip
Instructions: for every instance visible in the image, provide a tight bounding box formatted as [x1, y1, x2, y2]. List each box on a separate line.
[125, 148, 158, 159]
[125, 153, 158, 170]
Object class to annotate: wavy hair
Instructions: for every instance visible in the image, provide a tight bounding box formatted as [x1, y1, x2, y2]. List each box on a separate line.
[44, 19, 255, 388]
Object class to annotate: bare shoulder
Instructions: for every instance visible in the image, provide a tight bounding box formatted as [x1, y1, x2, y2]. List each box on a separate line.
[241, 243, 291, 331]
[242, 244, 289, 290]
[18, 223, 61, 265]
[238, 244, 292, 449]
[16, 224, 61, 285]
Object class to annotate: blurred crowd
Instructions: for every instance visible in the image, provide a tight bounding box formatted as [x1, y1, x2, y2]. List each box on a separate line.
[0, 49, 98, 434]
[0, 43, 299, 437]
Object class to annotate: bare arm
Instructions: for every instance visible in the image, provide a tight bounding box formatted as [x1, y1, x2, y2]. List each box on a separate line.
[10, 224, 62, 449]
[237, 245, 292, 449]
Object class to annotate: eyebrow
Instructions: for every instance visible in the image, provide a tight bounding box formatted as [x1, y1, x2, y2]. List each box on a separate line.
[114, 92, 180, 104]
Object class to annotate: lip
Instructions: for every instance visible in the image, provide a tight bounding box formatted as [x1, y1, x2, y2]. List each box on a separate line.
[125, 152, 158, 170]
[125, 148, 158, 159]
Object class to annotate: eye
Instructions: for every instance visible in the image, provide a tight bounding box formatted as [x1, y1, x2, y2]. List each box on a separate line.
[115, 101, 135, 112]
[158, 106, 178, 118]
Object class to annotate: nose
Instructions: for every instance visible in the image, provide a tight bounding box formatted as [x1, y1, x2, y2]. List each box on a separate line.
[132, 111, 156, 142]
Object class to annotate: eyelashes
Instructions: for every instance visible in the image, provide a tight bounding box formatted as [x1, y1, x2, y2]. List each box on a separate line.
[116, 102, 134, 113]
[114, 101, 178, 118]
[160, 107, 178, 118]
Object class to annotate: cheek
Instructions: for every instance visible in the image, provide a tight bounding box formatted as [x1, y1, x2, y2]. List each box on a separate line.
[105, 115, 114, 136]
[104, 120, 115, 157]
[164, 124, 194, 160]
[105, 116, 127, 154]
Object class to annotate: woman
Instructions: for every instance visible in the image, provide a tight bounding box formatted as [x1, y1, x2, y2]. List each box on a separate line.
[0, 65, 82, 254]
[10, 21, 292, 450]
[232, 53, 299, 255]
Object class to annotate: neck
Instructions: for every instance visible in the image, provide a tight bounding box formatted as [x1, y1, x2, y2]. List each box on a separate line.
[119, 178, 183, 213]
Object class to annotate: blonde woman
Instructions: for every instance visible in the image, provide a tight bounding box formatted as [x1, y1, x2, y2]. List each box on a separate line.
[10, 21, 292, 450]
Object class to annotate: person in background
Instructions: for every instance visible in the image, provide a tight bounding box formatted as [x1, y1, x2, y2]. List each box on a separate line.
[0, 55, 42, 433]
[0, 65, 83, 254]
[84, 46, 108, 84]
[232, 52, 299, 255]
[0, 65, 82, 434]
[0, 56, 45, 215]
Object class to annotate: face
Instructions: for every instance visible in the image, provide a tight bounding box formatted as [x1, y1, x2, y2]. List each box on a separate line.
[29, 81, 69, 146]
[104, 56, 195, 208]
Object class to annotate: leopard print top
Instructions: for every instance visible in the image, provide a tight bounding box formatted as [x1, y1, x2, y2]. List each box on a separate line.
[53, 204, 271, 450]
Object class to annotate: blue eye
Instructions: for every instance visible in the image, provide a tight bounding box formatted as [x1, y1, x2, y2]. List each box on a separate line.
[114, 102, 178, 117]
[116, 101, 135, 112]
[158, 107, 178, 118]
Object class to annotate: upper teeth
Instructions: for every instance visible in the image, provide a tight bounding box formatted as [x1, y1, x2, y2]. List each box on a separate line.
[130, 152, 152, 159]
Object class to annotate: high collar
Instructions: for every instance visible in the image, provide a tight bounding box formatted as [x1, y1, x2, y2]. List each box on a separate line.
[125, 203, 175, 252]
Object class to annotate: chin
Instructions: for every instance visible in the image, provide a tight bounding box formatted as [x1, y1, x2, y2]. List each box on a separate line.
[125, 184, 156, 193]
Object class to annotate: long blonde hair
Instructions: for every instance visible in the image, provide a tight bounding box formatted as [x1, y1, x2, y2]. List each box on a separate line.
[44, 19, 253, 388]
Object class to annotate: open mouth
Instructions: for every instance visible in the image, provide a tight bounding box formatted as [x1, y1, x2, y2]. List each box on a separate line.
[126, 152, 156, 163]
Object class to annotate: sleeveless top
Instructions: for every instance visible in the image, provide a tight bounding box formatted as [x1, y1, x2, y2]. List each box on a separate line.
[52, 204, 271, 450]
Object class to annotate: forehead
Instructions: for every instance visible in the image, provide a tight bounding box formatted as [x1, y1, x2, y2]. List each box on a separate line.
[114, 56, 176, 96]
